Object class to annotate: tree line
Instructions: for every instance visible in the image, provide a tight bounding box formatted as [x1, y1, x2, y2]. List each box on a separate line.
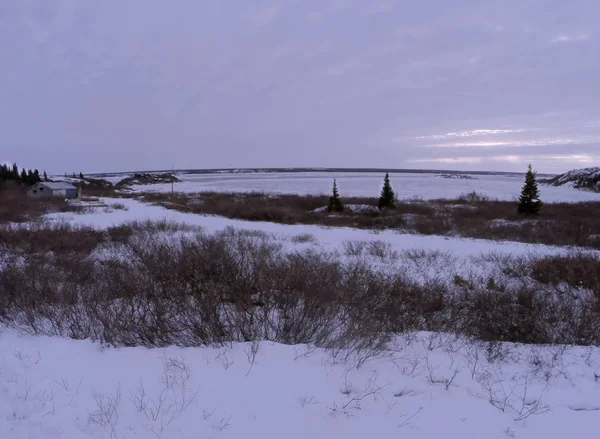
[65, 172, 85, 179]
[329, 165, 543, 215]
[1, 164, 88, 188]
[0, 163, 47, 186]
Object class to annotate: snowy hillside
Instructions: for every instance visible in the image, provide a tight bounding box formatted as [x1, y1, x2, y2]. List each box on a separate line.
[545, 167, 600, 191]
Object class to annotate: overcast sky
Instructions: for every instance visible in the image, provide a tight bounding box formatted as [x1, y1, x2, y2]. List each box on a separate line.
[1, 0, 599, 174]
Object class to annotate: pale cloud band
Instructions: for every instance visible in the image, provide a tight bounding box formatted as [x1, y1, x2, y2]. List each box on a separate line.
[420, 137, 600, 148]
[415, 129, 527, 140]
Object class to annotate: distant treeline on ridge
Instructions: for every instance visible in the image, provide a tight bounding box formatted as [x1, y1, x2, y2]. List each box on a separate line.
[0, 163, 46, 186]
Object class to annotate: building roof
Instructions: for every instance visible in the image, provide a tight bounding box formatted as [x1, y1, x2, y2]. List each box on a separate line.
[26, 182, 77, 191]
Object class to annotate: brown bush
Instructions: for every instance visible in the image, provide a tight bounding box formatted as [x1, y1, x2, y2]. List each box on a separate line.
[0, 225, 440, 348]
[0, 182, 78, 223]
[0, 222, 106, 255]
[531, 254, 600, 291]
[1, 221, 600, 348]
[460, 288, 555, 344]
[74, 177, 117, 198]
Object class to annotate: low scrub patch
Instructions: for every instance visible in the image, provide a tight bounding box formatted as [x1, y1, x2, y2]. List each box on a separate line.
[531, 254, 600, 291]
[136, 191, 600, 248]
[1, 222, 600, 349]
[0, 183, 79, 223]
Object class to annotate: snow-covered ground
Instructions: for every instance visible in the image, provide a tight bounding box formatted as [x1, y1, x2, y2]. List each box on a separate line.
[44, 197, 598, 289]
[4, 195, 600, 438]
[101, 174, 134, 185]
[47, 198, 576, 261]
[127, 172, 600, 202]
[2, 330, 599, 439]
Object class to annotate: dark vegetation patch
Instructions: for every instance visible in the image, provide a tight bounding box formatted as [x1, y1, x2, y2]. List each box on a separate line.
[0, 223, 105, 255]
[531, 254, 600, 291]
[1, 221, 600, 349]
[74, 177, 117, 197]
[138, 191, 600, 248]
[0, 182, 81, 223]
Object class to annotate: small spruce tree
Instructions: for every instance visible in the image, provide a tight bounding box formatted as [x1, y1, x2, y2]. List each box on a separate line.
[79, 172, 84, 179]
[328, 179, 344, 212]
[0, 164, 9, 182]
[43, 171, 48, 181]
[378, 173, 396, 210]
[517, 164, 542, 215]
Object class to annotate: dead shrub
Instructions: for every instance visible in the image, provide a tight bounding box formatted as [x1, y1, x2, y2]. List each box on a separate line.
[110, 202, 128, 211]
[291, 233, 316, 244]
[342, 240, 368, 256]
[531, 254, 600, 291]
[2, 221, 600, 348]
[458, 191, 490, 203]
[0, 222, 105, 255]
[366, 241, 399, 263]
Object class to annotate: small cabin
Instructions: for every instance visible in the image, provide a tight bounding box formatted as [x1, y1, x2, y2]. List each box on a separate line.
[26, 182, 79, 198]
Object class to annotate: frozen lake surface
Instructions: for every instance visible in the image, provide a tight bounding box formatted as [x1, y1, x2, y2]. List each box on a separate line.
[129, 171, 600, 203]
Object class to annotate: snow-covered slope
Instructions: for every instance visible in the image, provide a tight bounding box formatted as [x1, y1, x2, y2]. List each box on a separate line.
[545, 167, 600, 191]
[44, 197, 574, 262]
[2, 330, 600, 439]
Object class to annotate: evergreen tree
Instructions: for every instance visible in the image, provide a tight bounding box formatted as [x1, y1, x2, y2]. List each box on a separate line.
[327, 179, 344, 212]
[79, 172, 84, 179]
[0, 164, 8, 180]
[378, 173, 396, 210]
[43, 171, 48, 181]
[72, 172, 76, 178]
[0, 165, 47, 184]
[518, 164, 542, 215]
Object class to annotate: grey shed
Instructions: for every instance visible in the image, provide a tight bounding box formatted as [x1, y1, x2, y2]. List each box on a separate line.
[25, 182, 79, 198]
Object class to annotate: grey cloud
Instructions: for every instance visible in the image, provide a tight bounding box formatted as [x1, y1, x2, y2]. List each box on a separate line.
[0, 0, 599, 174]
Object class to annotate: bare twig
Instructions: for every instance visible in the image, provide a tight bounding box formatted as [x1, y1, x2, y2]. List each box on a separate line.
[213, 415, 233, 432]
[245, 340, 260, 377]
[398, 406, 423, 428]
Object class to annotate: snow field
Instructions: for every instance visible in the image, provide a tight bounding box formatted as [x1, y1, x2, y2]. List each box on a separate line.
[2, 190, 600, 438]
[2, 331, 600, 439]
[126, 171, 600, 203]
[44, 197, 599, 285]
